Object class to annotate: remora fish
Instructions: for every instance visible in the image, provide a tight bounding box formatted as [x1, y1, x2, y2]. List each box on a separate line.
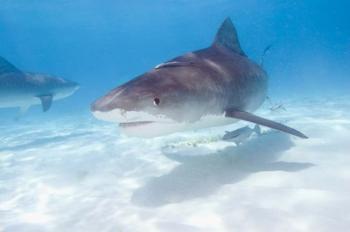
[223, 125, 261, 145]
[0, 56, 79, 112]
[91, 18, 307, 139]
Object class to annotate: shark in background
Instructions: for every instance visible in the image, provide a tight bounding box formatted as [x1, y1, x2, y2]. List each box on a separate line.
[0, 56, 79, 113]
[91, 17, 308, 139]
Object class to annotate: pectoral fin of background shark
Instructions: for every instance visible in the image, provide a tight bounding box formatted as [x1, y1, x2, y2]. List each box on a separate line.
[225, 109, 308, 139]
[37, 95, 53, 112]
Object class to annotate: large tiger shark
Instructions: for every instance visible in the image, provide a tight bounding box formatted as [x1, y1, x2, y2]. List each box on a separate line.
[0, 56, 79, 113]
[91, 18, 307, 139]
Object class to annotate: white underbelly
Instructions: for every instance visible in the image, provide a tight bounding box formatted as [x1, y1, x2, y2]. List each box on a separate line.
[120, 114, 237, 138]
[0, 96, 41, 109]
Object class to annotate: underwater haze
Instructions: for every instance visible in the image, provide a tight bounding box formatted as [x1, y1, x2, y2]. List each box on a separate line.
[1, 0, 350, 231]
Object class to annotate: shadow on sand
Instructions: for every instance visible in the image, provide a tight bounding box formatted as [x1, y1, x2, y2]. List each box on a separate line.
[132, 131, 314, 207]
[0, 132, 91, 152]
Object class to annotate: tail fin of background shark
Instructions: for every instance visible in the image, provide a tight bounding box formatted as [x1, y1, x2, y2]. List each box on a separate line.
[213, 17, 246, 56]
[0, 56, 24, 76]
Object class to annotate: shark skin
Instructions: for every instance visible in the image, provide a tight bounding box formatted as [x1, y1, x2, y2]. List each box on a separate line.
[0, 56, 79, 113]
[91, 17, 307, 139]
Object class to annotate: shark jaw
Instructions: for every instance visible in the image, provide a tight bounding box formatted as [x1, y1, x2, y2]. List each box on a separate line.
[92, 108, 237, 138]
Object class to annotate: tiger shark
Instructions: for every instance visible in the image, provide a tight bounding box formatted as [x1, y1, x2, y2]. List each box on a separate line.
[0, 56, 79, 113]
[91, 17, 307, 139]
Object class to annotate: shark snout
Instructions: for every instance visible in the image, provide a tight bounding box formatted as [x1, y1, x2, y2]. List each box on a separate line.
[91, 92, 161, 124]
[91, 97, 110, 112]
[91, 96, 125, 123]
[91, 97, 136, 123]
[72, 82, 80, 90]
[91, 92, 123, 113]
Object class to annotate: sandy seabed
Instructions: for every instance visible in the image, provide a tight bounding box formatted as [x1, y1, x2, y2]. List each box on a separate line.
[0, 96, 350, 232]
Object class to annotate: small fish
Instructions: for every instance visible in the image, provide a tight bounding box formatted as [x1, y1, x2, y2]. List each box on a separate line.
[223, 125, 261, 145]
[270, 104, 287, 112]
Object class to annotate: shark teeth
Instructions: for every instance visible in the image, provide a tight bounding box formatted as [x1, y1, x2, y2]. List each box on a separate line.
[120, 109, 126, 118]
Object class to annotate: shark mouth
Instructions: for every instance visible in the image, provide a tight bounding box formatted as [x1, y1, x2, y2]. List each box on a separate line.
[93, 108, 147, 122]
[92, 108, 173, 125]
[92, 108, 236, 138]
[119, 121, 155, 128]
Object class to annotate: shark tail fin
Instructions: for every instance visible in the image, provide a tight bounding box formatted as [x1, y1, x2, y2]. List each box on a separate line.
[212, 17, 246, 56]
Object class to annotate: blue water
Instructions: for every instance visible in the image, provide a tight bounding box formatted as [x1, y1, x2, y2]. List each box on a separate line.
[1, 0, 349, 115]
[1, 1, 350, 231]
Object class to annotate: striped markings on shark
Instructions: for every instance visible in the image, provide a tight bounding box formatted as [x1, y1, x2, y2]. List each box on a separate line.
[0, 56, 79, 113]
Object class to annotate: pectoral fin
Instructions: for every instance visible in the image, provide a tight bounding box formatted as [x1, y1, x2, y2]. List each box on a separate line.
[37, 95, 53, 112]
[225, 109, 308, 139]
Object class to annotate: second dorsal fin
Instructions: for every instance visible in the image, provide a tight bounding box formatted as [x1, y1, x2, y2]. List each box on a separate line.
[213, 17, 246, 56]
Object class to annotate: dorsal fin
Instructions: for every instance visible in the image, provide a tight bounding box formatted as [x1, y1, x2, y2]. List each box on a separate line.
[213, 17, 246, 56]
[0, 56, 23, 76]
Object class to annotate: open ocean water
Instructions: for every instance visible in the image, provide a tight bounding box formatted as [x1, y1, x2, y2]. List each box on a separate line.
[0, 1, 350, 231]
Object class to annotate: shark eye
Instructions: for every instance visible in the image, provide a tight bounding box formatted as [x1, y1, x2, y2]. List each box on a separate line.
[153, 97, 160, 106]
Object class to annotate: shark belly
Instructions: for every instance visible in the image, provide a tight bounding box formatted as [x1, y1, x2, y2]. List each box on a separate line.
[0, 92, 40, 108]
[119, 114, 237, 138]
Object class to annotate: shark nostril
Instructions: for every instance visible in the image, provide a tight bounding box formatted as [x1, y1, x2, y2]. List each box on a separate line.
[120, 109, 127, 118]
[153, 97, 160, 106]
